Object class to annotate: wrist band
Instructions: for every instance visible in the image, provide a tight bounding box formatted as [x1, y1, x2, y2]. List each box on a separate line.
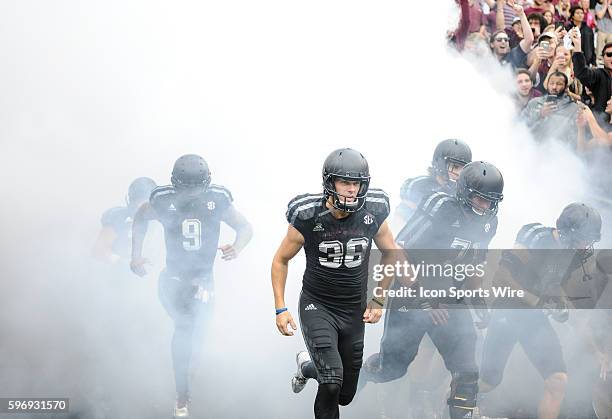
[371, 297, 385, 307]
[276, 307, 288, 315]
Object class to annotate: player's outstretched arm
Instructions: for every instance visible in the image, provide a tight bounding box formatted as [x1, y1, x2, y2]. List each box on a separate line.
[271, 225, 304, 336]
[219, 205, 253, 260]
[130, 202, 156, 277]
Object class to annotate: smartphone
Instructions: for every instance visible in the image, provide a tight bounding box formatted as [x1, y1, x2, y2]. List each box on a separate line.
[546, 94, 559, 105]
[563, 33, 573, 50]
[541, 40, 550, 51]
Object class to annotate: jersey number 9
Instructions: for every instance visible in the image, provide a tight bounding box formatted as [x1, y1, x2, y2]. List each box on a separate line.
[182, 219, 202, 251]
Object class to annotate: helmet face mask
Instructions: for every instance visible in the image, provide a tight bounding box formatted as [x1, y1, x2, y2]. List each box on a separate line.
[456, 161, 504, 220]
[432, 139, 472, 186]
[322, 148, 370, 213]
[324, 175, 370, 213]
[556, 203, 602, 260]
[464, 189, 502, 217]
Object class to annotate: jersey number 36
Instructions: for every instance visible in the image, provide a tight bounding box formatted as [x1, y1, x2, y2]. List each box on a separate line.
[318, 238, 369, 268]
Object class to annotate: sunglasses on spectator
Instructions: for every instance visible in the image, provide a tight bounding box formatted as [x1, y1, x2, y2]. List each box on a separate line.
[605, 52, 612, 58]
[495, 37, 509, 42]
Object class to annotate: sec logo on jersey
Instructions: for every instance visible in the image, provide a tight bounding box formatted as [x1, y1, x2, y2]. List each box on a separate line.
[364, 214, 374, 225]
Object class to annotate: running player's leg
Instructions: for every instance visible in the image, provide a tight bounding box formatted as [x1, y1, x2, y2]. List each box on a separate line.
[429, 309, 479, 419]
[299, 293, 344, 419]
[336, 306, 365, 407]
[362, 307, 428, 384]
[158, 270, 199, 409]
[479, 309, 520, 393]
[518, 311, 567, 419]
[189, 274, 215, 379]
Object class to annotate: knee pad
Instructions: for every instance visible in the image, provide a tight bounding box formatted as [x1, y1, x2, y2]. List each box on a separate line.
[448, 371, 479, 411]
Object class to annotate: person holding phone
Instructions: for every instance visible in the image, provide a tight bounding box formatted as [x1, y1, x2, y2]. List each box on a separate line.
[521, 71, 581, 145]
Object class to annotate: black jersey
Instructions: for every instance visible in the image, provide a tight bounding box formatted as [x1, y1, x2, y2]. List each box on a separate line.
[150, 184, 233, 275]
[286, 189, 390, 306]
[503, 223, 578, 298]
[397, 175, 445, 220]
[100, 206, 136, 257]
[396, 191, 497, 253]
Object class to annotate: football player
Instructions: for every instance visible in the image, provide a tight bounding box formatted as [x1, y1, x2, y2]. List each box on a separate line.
[92, 177, 157, 264]
[362, 161, 504, 419]
[271, 148, 402, 419]
[479, 203, 602, 419]
[130, 154, 252, 418]
[395, 139, 472, 226]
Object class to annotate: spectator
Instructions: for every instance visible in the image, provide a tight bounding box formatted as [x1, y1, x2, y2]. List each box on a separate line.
[521, 71, 581, 145]
[468, 0, 488, 34]
[496, 1, 523, 47]
[580, 0, 598, 29]
[576, 104, 612, 152]
[490, 3, 534, 67]
[525, 0, 554, 15]
[528, 12, 547, 39]
[555, 0, 572, 26]
[527, 32, 557, 91]
[595, 0, 612, 65]
[568, 6, 596, 65]
[452, 0, 471, 51]
[507, 17, 524, 47]
[516, 68, 543, 110]
[544, 45, 583, 100]
[581, 85, 597, 107]
[572, 31, 612, 114]
[497, 0, 518, 28]
[544, 9, 555, 25]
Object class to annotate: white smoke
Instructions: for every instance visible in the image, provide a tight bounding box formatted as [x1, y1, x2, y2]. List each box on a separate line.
[0, 0, 603, 418]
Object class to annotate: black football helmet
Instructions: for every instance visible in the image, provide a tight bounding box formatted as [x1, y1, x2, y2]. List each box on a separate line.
[322, 148, 370, 213]
[127, 177, 157, 207]
[171, 154, 211, 195]
[556, 203, 601, 259]
[456, 161, 504, 218]
[432, 139, 472, 183]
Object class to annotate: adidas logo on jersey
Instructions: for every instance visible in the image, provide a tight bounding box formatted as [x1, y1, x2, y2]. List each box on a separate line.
[397, 306, 410, 313]
[364, 214, 374, 225]
[168, 203, 176, 211]
[305, 304, 317, 311]
[313, 223, 324, 232]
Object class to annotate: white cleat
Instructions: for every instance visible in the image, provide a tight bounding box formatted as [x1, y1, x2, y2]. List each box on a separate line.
[291, 350, 311, 393]
[173, 399, 190, 418]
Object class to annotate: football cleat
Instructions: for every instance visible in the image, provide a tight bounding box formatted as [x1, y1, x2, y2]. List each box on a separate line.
[291, 350, 311, 393]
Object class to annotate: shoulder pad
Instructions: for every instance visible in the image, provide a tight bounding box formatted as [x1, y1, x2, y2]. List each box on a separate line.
[400, 176, 436, 201]
[150, 185, 175, 203]
[286, 193, 324, 225]
[516, 223, 553, 249]
[208, 184, 233, 204]
[419, 192, 457, 220]
[365, 188, 390, 218]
